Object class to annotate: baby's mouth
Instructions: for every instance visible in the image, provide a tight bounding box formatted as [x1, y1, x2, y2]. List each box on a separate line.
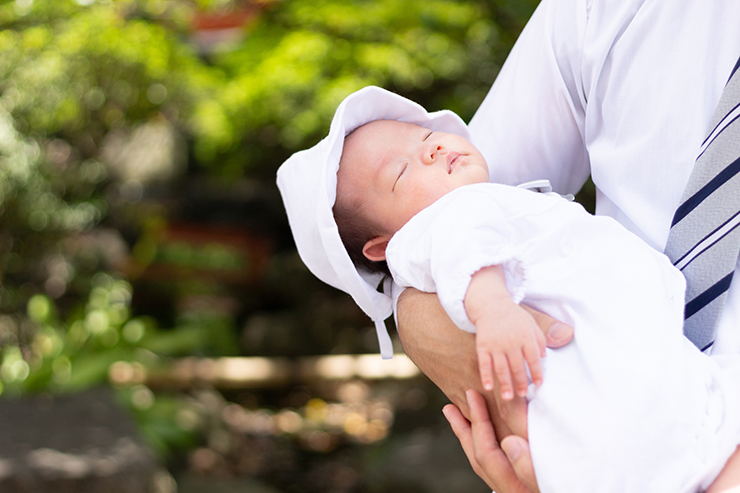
[447, 152, 461, 174]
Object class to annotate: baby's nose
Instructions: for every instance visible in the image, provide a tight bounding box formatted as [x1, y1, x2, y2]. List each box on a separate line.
[424, 144, 443, 164]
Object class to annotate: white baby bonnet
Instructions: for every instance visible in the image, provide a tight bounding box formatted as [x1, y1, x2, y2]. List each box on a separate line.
[276, 86, 471, 359]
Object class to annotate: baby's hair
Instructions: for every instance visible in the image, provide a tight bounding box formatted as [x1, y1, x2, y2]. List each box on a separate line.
[332, 123, 391, 276]
[333, 192, 391, 276]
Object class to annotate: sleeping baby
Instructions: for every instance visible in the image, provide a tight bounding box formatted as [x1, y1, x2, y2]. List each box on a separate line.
[333, 117, 545, 400]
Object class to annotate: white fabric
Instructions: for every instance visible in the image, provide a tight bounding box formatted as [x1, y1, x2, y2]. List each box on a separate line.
[465, 0, 740, 357]
[276, 86, 471, 358]
[387, 185, 532, 333]
[386, 183, 740, 493]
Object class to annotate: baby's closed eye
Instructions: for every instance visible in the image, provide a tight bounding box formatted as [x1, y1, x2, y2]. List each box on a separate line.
[393, 162, 408, 191]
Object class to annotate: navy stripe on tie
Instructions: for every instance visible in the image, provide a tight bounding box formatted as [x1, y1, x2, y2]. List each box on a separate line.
[699, 111, 740, 158]
[700, 340, 715, 352]
[731, 56, 740, 80]
[672, 156, 740, 226]
[673, 209, 740, 268]
[684, 272, 735, 319]
[700, 107, 740, 149]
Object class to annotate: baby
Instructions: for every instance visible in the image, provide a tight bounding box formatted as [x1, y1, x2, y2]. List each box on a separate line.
[277, 86, 740, 492]
[334, 118, 545, 400]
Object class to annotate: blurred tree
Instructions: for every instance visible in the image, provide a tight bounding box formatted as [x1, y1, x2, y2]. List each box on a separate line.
[192, 0, 535, 179]
[1, 0, 540, 181]
[0, 0, 208, 312]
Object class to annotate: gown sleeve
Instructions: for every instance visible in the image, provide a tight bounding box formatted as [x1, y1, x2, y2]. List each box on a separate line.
[386, 187, 528, 333]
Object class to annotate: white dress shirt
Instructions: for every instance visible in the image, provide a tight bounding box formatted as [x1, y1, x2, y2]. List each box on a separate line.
[468, 0, 740, 356]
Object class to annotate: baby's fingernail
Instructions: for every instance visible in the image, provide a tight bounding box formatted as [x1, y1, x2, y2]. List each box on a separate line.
[502, 390, 513, 400]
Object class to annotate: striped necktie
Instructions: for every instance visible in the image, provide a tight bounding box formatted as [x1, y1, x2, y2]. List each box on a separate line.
[664, 56, 740, 352]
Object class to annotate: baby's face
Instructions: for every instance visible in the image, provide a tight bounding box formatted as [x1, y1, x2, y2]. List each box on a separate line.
[336, 120, 489, 235]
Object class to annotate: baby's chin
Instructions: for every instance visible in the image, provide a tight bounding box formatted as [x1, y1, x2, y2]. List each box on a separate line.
[459, 177, 489, 188]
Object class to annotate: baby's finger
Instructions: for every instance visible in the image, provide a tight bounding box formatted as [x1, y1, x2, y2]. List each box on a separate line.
[535, 324, 547, 357]
[493, 353, 514, 400]
[507, 352, 530, 398]
[477, 350, 495, 392]
[523, 342, 543, 387]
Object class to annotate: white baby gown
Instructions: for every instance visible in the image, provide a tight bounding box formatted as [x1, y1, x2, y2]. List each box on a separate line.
[386, 183, 740, 493]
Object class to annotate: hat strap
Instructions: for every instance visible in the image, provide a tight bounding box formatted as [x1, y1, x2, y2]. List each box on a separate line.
[374, 319, 393, 359]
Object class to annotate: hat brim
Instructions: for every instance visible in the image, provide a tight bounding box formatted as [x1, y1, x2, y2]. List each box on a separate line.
[277, 86, 471, 357]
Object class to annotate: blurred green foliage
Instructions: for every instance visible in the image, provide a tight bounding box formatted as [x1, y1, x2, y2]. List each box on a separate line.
[0, 0, 539, 460]
[193, 0, 544, 178]
[1, 0, 538, 180]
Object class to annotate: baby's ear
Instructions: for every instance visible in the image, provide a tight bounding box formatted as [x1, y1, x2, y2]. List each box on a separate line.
[363, 235, 391, 262]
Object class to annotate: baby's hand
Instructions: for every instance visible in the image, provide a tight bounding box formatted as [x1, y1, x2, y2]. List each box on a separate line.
[475, 305, 546, 400]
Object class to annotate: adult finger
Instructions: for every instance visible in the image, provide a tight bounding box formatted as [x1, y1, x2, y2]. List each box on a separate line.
[522, 305, 573, 348]
[501, 435, 539, 493]
[467, 390, 532, 493]
[467, 389, 510, 480]
[468, 389, 503, 461]
[443, 403, 488, 483]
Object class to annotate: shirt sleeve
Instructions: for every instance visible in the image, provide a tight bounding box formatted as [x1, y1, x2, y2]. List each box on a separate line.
[386, 187, 528, 333]
[469, 0, 591, 196]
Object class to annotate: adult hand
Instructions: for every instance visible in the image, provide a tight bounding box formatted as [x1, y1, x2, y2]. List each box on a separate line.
[396, 288, 573, 491]
[443, 390, 539, 493]
[396, 288, 572, 422]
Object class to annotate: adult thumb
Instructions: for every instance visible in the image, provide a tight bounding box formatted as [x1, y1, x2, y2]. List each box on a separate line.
[501, 435, 539, 493]
[546, 321, 574, 348]
[522, 306, 574, 349]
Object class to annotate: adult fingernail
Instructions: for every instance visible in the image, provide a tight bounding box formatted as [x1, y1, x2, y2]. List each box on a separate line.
[549, 322, 570, 342]
[502, 439, 522, 461]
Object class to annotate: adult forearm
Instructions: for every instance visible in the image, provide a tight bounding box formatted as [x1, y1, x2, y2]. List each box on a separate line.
[397, 288, 533, 493]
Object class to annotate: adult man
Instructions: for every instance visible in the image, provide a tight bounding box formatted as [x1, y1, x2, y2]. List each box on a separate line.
[396, 0, 740, 490]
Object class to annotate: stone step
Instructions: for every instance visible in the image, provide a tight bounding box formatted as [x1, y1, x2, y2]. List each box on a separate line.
[0, 388, 159, 493]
